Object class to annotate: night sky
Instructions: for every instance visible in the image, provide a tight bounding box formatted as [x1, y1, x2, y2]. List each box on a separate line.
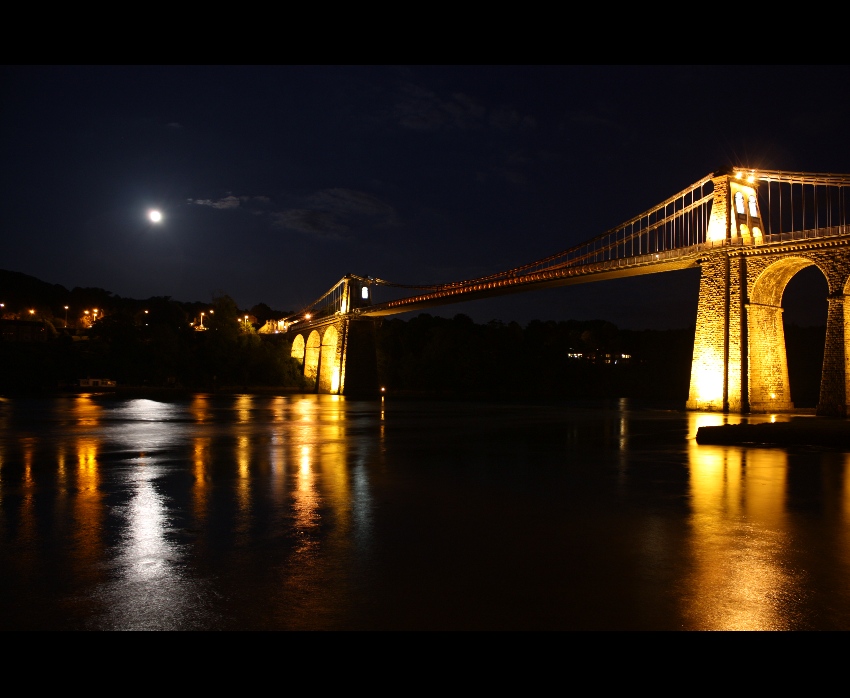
[3, 65, 849, 329]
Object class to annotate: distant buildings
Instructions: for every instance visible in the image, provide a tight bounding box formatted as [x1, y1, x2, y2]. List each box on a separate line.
[567, 351, 632, 365]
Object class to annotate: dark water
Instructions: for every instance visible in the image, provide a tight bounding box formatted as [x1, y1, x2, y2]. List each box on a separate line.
[1, 392, 849, 630]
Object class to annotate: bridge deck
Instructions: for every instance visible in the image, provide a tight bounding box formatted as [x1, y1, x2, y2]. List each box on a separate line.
[357, 226, 850, 318]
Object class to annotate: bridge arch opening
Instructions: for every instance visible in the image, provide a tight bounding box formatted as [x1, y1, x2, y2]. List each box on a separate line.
[784, 265, 828, 408]
[318, 325, 340, 393]
[748, 258, 827, 411]
[304, 330, 321, 390]
[291, 334, 305, 366]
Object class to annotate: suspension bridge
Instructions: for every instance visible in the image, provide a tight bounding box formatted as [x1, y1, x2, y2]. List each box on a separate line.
[281, 166, 850, 416]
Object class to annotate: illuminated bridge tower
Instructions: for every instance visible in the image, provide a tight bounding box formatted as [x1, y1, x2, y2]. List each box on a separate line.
[687, 170, 768, 413]
[686, 169, 850, 417]
[287, 275, 379, 396]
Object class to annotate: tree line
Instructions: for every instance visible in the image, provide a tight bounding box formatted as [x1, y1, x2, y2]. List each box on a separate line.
[1, 270, 825, 403]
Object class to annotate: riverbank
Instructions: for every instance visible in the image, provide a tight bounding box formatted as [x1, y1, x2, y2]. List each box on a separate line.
[696, 416, 850, 449]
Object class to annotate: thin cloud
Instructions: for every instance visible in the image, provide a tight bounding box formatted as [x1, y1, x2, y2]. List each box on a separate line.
[391, 84, 487, 131]
[309, 188, 397, 221]
[188, 195, 241, 209]
[271, 210, 348, 240]
[188, 188, 397, 241]
[187, 194, 271, 210]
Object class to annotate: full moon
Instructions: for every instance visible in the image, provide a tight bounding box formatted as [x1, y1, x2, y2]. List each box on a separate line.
[148, 209, 163, 223]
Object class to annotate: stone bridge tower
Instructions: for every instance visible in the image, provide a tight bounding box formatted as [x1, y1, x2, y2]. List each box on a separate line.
[287, 275, 379, 397]
[686, 169, 850, 417]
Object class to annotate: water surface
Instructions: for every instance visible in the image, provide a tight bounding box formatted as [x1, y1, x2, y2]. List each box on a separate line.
[1, 393, 848, 630]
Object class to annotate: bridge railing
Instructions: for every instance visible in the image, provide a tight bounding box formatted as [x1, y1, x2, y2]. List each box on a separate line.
[760, 224, 849, 245]
[753, 170, 850, 238]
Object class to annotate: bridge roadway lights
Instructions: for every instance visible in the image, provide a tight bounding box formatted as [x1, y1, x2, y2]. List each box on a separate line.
[289, 316, 380, 397]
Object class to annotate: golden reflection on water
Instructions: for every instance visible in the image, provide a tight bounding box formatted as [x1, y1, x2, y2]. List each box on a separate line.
[22, 436, 34, 487]
[295, 445, 320, 542]
[271, 396, 286, 423]
[57, 443, 67, 485]
[270, 432, 286, 495]
[235, 434, 252, 531]
[293, 397, 317, 445]
[282, 396, 355, 626]
[317, 398, 349, 515]
[74, 394, 102, 426]
[683, 412, 799, 630]
[191, 394, 212, 423]
[73, 435, 104, 571]
[18, 437, 36, 545]
[236, 394, 253, 423]
[193, 437, 211, 522]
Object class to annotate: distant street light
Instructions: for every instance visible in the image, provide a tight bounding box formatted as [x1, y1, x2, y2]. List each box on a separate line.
[200, 312, 205, 329]
[64, 305, 69, 328]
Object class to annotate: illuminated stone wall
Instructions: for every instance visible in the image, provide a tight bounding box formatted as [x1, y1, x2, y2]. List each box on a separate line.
[289, 317, 379, 396]
[746, 302, 792, 411]
[688, 241, 850, 417]
[706, 174, 730, 243]
[820, 294, 847, 416]
[687, 253, 733, 411]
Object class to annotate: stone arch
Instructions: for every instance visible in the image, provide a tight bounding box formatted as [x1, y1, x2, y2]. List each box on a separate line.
[318, 325, 340, 394]
[291, 334, 305, 366]
[304, 330, 321, 390]
[747, 256, 825, 412]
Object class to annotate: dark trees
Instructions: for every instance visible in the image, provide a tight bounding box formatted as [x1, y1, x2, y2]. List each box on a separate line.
[376, 313, 696, 401]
